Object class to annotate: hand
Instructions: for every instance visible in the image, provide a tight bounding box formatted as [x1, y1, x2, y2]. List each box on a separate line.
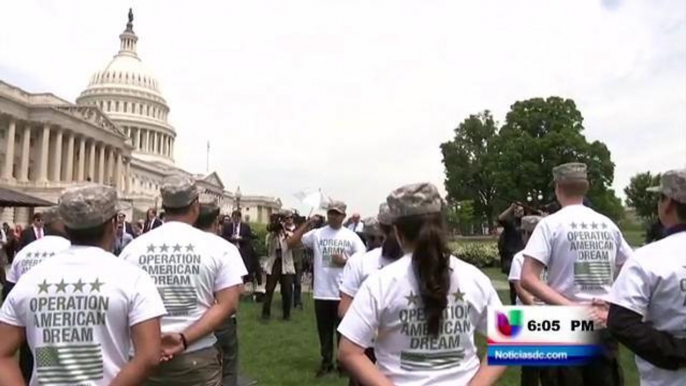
[588, 299, 610, 328]
[332, 253, 348, 267]
[160, 333, 185, 361]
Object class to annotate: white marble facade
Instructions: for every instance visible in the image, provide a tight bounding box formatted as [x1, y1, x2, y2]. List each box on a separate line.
[0, 14, 280, 225]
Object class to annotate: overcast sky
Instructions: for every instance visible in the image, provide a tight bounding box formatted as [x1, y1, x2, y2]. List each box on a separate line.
[1, 0, 684, 215]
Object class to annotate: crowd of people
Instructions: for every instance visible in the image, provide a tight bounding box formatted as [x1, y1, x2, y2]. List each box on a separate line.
[0, 163, 684, 386]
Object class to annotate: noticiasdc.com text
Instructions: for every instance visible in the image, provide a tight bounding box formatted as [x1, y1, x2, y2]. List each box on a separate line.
[493, 349, 569, 361]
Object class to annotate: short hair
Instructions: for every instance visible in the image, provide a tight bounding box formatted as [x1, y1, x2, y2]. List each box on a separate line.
[163, 202, 193, 216]
[195, 205, 220, 230]
[147, 208, 157, 215]
[65, 216, 115, 246]
[33, 213, 43, 221]
[557, 180, 589, 197]
[232, 210, 242, 217]
[662, 194, 686, 222]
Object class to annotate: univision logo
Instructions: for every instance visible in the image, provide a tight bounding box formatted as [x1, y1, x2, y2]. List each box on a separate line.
[496, 310, 523, 337]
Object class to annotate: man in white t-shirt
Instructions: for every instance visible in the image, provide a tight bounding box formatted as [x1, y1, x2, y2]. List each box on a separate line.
[521, 162, 632, 385]
[608, 169, 686, 386]
[0, 184, 166, 386]
[194, 199, 247, 386]
[3, 206, 71, 383]
[286, 200, 366, 377]
[120, 175, 244, 386]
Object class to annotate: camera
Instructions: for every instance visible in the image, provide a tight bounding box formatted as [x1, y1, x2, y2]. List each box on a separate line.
[267, 213, 286, 233]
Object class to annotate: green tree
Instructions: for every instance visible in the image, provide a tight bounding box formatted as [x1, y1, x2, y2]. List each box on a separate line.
[495, 97, 622, 220]
[624, 171, 662, 222]
[441, 111, 499, 227]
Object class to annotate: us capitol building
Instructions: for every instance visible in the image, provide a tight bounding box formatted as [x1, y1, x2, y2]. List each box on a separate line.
[0, 12, 281, 225]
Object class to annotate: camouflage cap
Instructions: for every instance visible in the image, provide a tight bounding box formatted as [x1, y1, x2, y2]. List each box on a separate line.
[553, 162, 588, 183]
[326, 200, 347, 215]
[521, 215, 542, 232]
[362, 217, 382, 236]
[58, 184, 121, 230]
[387, 182, 444, 218]
[377, 203, 394, 225]
[161, 174, 199, 208]
[647, 169, 686, 204]
[41, 206, 62, 225]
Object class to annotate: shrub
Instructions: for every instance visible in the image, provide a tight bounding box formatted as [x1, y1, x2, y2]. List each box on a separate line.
[250, 222, 268, 258]
[452, 242, 499, 268]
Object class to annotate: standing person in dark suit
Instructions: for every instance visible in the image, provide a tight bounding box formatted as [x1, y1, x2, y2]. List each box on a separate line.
[497, 202, 525, 305]
[143, 208, 163, 233]
[223, 210, 261, 285]
[19, 212, 44, 250]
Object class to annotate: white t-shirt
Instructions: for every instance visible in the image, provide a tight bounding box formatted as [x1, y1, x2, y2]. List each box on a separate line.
[340, 247, 396, 298]
[523, 204, 633, 303]
[302, 226, 366, 300]
[338, 255, 502, 386]
[119, 221, 244, 353]
[508, 251, 548, 306]
[609, 231, 686, 386]
[0, 246, 166, 386]
[7, 236, 71, 283]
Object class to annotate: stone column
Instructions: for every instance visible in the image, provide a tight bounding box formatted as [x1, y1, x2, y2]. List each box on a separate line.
[77, 137, 86, 181]
[114, 151, 122, 190]
[3, 118, 16, 180]
[151, 131, 157, 154]
[19, 125, 31, 182]
[125, 158, 131, 193]
[107, 147, 115, 186]
[64, 132, 75, 182]
[0, 207, 15, 225]
[133, 128, 139, 149]
[98, 144, 106, 183]
[146, 130, 151, 152]
[88, 140, 96, 181]
[14, 207, 29, 226]
[51, 128, 63, 182]
[37, 124, 50, 183]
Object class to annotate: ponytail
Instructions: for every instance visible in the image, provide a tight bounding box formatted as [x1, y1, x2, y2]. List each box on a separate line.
[395, 214, 450, 336]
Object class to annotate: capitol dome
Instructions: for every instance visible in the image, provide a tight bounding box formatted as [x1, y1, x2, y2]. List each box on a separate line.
[77, 10, 176, 165]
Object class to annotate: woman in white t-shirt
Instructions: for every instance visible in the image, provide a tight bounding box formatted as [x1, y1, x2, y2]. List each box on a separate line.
[338, 183, 505, 386]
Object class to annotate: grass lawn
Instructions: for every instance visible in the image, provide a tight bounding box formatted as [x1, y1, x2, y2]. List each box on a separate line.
[238, 291, 639, 386]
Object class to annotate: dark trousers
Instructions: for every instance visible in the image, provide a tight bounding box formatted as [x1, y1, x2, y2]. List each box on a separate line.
[541, 330, 623, 386]
[509, 282, 517, 305]
[215, 317, 238, 386]
[314, 299, 341, 368]
[243, 256, 262, 286]
[521, 366, 546, 386]
[293, 259, 303, 308]
[262, 258, 294, 319]
[20, 341, 32, 383]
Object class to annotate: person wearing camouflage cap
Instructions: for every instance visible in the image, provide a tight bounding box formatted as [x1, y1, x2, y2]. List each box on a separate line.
[520, 163, 632, 385]
[0, 184, 167, 386]
[2, 205, 71, 383]
[286, 198, 366, 377]
[608, 168, 686, 386]
[119, 175, 245, 386]
[338, 183, 506, 386]
[338, 205, 406, 386]
[194, 197, 247, 386]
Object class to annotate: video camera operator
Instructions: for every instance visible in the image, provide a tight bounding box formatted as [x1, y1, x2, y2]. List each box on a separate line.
[262, 211, 297, 320]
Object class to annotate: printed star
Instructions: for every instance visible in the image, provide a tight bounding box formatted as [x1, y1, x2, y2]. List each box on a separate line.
[452, 289, 465, 303]
[159, 244, 169, 253]
[186, 244, 195, 252]
[90, 278, 104, 292]
[570, 222, 578, 229]
[147, 244, 156, 253]
[25, 252, 32, 258]
[405, 291, 420, 306]
[173, 244, 182, 252]
[55, 279, 68, 293]
[591, 222, 598, 230]
[601, 223, 608, 229]
[42, 252, 49, 258]
[580, 222, 588, 229]
[49, 252, 55, 257]
[72, 279, 86, 292]
[37, 280, 51, 294]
